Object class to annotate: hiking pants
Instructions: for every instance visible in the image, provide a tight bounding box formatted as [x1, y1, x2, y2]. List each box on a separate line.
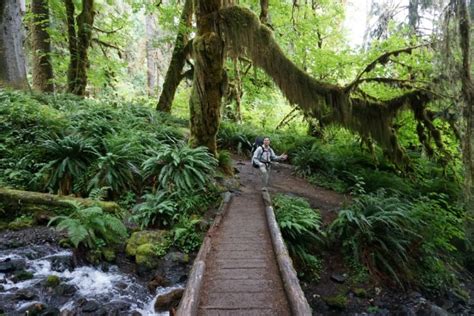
[258, 163, 271, 187]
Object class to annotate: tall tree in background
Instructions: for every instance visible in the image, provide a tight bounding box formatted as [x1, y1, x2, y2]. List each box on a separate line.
[146, 12, 158, 96]
[455, 0, 474, 240]
[65, 0, 95, 96]
[156, 0, 193, 112]
[31, 0, 54, 92]
[0, 0, 28, 89]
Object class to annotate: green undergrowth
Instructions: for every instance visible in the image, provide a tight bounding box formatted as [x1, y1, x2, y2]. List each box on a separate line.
[1, 90, 221, 261]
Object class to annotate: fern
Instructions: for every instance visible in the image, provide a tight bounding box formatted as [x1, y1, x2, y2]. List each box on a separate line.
[273, 194, 324, 280]
[48, 204, 127, 249]
[142, 144, 217, 193]
[329, 190, 420, 286]
[131, 191, 178, 228]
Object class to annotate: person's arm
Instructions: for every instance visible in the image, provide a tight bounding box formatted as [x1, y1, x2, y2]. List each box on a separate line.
[252, 147, 264, 166]
[270, 148, 287, 161]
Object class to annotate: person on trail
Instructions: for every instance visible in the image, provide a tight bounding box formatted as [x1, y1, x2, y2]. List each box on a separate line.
[252, 137, 287, 189]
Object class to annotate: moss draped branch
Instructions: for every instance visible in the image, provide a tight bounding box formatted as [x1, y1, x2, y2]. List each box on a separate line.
[218, 6, 443, 165]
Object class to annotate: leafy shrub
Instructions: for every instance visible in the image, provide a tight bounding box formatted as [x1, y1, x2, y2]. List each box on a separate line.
[131, 191, 178, 229]
[40, 134, 98, 195]
[172, 215, 203, 253]
[411, 194, 464, 293]
[217, 150, 233, 175]
[88, 136, 144, 197]
[329, 190, 419, 286]
[273, 194, 324, 281]
[49, 203, 127, 249]
[142, 144, 217, 193]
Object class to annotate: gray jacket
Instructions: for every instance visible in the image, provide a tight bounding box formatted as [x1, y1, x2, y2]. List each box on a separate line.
[252, 146, 283, 167]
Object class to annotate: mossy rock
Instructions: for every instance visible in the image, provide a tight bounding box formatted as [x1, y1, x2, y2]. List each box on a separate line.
[101, 248, 116, 263]
[85, 250, 102, 265]
[8, 216, 33, 230]
[323, 294, 348, 310]
[136, 243, 160, 269]
[352, 288, 367, 298]
[125, 230, 168, 257]
[45, 275, 60, 287]
[14, 270, 34, 282]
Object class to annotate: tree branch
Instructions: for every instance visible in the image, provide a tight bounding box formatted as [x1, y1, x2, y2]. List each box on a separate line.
[345, 43, 431, 92]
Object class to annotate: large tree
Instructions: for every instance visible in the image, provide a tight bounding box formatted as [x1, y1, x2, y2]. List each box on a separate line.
[0, 0, 28, 89]
[156, 0, 193, 112]
[188, 3, 442, 166]
[31, 0, 54, 92]
[65, 0, 95, 96]
[454, 0, 474, 241]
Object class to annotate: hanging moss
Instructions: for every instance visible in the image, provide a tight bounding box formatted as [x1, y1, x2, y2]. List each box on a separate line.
[217, 6, 445, 167]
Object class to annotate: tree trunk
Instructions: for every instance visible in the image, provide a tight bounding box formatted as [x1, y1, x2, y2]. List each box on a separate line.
[31, 0, 54, 92]
[0, 0, 28, 89]
[66, 0, 95, 96]
[146, 13, 158, 96]
[408, 0, 420, 33]
[65, 0, 78, 92]
[260, 0, 269, 24]
[456, 0, 474, 241]
[189, 0, 227, 155]
[156, 0, 193, 112]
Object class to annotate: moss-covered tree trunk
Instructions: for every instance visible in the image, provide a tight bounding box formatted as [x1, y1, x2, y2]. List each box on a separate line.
[456, 0, 474, 241]
[156, 0, 193, 112]
[0, 0, 28, 89]
[31, 0, 54, 92]
[66, 0, 95, 96]
[188, 0, 227, 155]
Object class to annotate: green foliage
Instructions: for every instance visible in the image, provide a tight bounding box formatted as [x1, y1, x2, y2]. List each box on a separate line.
[217, 150, 234, 175]
[131, 191, 178, 229]
[172, 215, 203, 253]
[411, 194, 464, 293]
[142, 144, 217, 193]
[40, 134, 98, 195]
[49, 203, 127, 249]
[329, 190, 419, 286]
[273, 194, 324, 281]
[8, 215, 34, 230]
[88, 135, 144, 196]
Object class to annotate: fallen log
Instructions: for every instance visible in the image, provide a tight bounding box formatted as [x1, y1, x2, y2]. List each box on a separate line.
[0, 188, 122, 220]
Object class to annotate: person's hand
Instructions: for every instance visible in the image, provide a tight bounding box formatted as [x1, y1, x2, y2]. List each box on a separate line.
[259, 164, 267, 173]
[281, 154, 288, 160]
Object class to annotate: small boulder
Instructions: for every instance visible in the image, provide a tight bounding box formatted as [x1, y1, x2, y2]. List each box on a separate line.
[13, 269, 34, 282]
[81, 300, 100, 313]
[15, 289, 37, 300]
[44, 275, 60, 288]
[136, 243, 160, 269]
[148, 275, 171, 293]
[330, 273, 347, 284]
[54, 283, 77, 297]
[323, 294, 347, 310]
[125, 230, 168, 257]
[0, 258, 26, 273]
[154, 288, 184, 312]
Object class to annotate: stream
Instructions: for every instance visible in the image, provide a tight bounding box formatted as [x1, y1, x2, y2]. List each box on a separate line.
[0, 243, 183, 315]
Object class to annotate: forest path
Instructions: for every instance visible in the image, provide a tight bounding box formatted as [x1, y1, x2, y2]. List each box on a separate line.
[196, 158, 346, 315]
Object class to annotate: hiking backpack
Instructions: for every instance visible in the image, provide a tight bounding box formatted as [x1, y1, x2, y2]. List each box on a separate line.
[251, 136, 265, 168]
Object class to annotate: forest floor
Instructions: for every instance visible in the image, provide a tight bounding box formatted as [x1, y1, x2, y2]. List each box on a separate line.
[232, 156, 473, 315]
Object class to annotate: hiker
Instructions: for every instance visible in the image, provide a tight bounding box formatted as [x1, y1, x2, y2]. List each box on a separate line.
[252, 137, 287, 189]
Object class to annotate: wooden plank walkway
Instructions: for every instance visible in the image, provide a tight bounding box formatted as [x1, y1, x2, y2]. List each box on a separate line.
[197, 190, 291, 315]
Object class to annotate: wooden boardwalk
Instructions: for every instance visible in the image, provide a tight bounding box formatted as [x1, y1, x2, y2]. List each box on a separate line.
[177, 161, 311, 316]
[197, 191, 290, 315]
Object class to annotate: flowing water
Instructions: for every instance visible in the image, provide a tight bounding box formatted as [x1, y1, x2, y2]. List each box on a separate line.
[0, 244, 183, 315]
